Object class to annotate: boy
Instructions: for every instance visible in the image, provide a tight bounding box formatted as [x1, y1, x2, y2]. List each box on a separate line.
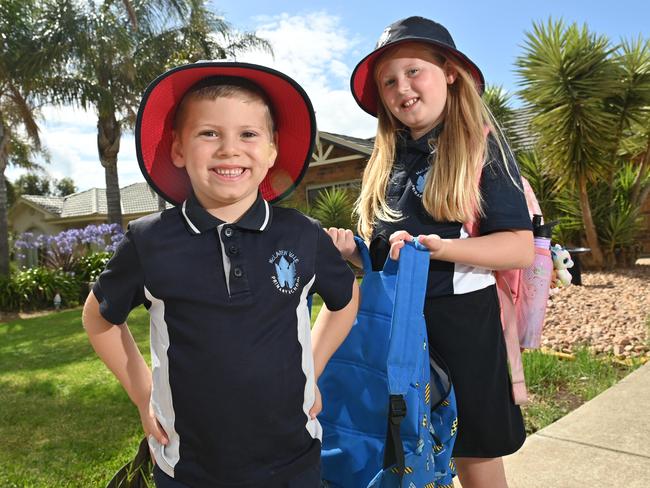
[82, 62, 359, 488]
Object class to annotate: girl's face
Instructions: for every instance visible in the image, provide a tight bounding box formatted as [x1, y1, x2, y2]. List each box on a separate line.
[375, 43, 456, 140]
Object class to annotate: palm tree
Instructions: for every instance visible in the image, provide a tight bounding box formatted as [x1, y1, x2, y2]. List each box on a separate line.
[516, 20, 623, 267]
[0, 0, 65, 277]
[482, 84, 517, 145]
[59, 0, 269, 227]
[607, 38, 650, 211]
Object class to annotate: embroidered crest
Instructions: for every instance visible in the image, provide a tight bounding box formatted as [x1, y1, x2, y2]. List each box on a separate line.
[410, 167, 429, 198]
[269, 250, 300, 294]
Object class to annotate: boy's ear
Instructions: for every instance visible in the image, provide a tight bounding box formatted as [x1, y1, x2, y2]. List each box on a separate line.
[171, 131, 186, 168]
[268, 132, 279, 167]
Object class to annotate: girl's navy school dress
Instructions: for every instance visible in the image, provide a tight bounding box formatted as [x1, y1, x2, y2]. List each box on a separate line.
[371, 126, 532, 457]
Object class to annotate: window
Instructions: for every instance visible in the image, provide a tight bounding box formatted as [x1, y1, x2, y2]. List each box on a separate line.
[306, 180, 361, 206]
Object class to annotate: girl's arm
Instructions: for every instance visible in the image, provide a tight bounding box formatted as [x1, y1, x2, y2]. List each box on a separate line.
[82, 291, 168, 445]
[389, 229, 534, 270]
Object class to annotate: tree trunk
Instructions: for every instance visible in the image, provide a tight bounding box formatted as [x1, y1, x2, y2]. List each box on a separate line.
[578, 174, 604, 267]
[0, 114, 10, 277]
[98, 112, 122, 228]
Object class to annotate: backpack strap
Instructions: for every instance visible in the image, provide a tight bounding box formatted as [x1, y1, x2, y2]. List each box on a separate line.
[467, 126, 529, 405]
[494, 274, 529, 405]
[382, 239, 431, 478]
[354, 236, 373, 274]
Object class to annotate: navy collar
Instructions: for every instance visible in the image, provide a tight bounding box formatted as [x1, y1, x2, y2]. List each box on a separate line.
[398, 124, 443, 155]
[181, 192, 272, 235]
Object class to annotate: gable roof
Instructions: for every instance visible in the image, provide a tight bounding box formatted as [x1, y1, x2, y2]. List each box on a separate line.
[13, 182, 171, 221]
[319, 131, 375, 156]
[21, 195, 65, 215]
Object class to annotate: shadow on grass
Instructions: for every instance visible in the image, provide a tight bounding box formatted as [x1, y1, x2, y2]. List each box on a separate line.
[0, 307, 150, 373]
[0, 376, 143, 487]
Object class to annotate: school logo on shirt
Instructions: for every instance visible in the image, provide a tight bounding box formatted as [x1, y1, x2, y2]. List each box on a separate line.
[269, 250, 300, 294]
[410, 168, 429, 198]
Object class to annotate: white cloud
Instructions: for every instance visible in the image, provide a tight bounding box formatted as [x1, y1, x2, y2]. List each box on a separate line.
[7, 105, 144, 192]
[236, 11, 377, 137]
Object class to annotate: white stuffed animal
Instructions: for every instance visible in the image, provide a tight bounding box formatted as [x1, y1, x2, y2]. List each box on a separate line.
[551, 244, 574, 287]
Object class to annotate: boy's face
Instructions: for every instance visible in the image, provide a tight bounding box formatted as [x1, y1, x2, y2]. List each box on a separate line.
[171, 95, 277, 218]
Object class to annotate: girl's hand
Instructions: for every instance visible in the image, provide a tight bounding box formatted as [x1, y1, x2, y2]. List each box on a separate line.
[417, 234, 446, 259]
[389, 231, 446, 260]
[309, 384, 322, 419]
[388, 230, 414, 260]
[326, 228, 357, 260]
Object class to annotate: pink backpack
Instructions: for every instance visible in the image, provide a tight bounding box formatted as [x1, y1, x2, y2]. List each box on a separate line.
[467, 171, 550, 406]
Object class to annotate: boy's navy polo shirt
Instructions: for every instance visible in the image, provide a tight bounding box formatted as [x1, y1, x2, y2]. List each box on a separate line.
[372, 127, 533, 298]
[93, 192, 355, 488]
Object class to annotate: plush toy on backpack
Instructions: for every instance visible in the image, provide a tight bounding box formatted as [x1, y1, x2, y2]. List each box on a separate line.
[551, 244, 574, 287]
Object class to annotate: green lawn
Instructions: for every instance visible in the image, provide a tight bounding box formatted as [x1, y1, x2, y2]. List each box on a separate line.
[0, 303, 640, 487]
[521, 348, 642, 434]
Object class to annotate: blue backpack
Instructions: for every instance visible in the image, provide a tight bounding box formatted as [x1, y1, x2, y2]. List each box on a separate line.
[319, 238, 458, 488]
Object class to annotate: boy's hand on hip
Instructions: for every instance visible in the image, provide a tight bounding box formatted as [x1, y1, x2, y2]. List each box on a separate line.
[309, 384, 322, 419]
[139, 403, 169, 446]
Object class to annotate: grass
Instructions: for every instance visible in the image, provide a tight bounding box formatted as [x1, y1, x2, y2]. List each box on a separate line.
[0, 302, 641, 487]
[521, 348, 642, 434]
[0, 307, 151, 488]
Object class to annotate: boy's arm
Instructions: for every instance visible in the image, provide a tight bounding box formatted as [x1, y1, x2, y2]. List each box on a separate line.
[309, 280, 359, 419]
[311, 280, 360, 381]
[82, 291, 168, 445]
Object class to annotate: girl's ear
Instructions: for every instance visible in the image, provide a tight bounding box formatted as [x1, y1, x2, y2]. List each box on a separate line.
[445, 63, 458, 85]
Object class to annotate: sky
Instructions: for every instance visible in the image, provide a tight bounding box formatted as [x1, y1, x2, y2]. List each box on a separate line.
[7, 0, 650, 192]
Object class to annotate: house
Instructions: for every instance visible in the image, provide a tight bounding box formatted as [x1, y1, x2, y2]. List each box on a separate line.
[8, 183, 171, 237]
[8, 132, 373, 237]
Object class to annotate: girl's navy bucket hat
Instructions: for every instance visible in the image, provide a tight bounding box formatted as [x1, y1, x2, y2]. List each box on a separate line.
[136, 61, 316, 205]
[351, 16, 485, 117]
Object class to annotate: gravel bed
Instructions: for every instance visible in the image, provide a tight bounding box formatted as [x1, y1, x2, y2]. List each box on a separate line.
[541, 265, 650, 358]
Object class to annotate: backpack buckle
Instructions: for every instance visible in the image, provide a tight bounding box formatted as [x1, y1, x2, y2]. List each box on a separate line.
[389, 395, 407, 424]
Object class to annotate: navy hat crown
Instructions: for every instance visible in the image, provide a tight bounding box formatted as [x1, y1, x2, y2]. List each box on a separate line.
[375, 16, 457, 51]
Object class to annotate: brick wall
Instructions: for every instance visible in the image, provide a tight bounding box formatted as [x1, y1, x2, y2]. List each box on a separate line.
[291, 144, 368, 205]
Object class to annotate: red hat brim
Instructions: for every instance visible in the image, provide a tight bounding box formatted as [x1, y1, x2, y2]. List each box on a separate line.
[136, 62, 316, 205]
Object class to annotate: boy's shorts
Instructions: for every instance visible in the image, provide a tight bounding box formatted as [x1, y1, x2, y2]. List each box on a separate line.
[153, 463, 321, 488]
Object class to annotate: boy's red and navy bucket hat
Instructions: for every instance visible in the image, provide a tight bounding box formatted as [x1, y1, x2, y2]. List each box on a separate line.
[135, 61, 316, 205]
[350, 16, 485, 117]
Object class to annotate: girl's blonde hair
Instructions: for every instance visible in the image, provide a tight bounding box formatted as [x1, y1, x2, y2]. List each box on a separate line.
[356, 46, 510, 240]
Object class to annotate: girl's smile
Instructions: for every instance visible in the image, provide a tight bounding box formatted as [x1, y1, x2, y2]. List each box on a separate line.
[376, 43, 456, 139]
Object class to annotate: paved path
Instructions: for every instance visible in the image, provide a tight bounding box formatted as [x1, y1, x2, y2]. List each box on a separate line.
[454, 362, 650, 487]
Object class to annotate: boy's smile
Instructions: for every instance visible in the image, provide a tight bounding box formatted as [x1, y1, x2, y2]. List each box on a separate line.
[171, 95, 277, 222]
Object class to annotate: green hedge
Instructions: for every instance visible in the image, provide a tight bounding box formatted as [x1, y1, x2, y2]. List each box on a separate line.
[1, 252, 111, 312]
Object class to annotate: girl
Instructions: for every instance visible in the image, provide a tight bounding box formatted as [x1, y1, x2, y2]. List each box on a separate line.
[328, 16, 534, 488]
